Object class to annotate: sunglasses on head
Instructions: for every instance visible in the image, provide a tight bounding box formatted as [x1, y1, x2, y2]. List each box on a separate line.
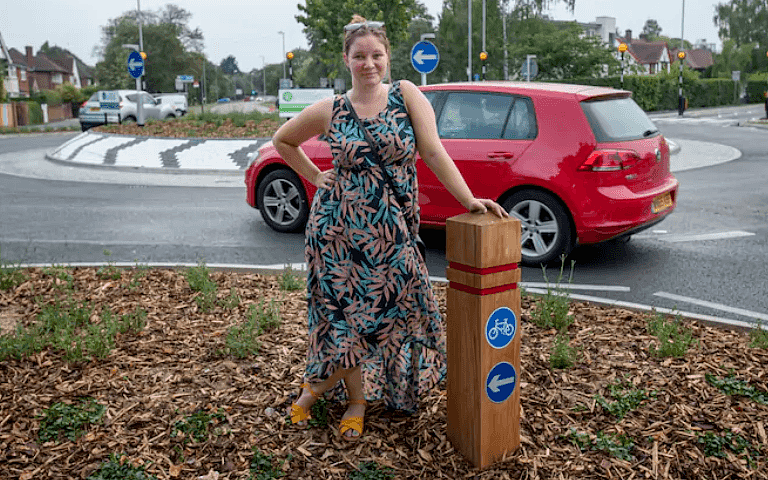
[344, 21, 385, 32]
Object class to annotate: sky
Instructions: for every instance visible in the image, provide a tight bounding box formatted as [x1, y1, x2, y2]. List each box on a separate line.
[1, 0, 722, 74]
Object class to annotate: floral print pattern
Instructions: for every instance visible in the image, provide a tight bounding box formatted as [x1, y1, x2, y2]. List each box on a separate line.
[303, 81, 446, 412]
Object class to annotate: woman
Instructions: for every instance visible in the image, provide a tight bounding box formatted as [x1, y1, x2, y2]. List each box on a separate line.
[273, 14, 508, 439]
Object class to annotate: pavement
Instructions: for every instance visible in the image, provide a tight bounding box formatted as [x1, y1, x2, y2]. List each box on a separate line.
[0, 110, 754, 187]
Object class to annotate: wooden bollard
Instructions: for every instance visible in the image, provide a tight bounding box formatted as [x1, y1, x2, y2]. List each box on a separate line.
[445, 212, 522, 469]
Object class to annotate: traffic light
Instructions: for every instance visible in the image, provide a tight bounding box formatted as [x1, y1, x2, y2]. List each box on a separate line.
[287, 52, 294, 81]
[479, 51, 488, 80]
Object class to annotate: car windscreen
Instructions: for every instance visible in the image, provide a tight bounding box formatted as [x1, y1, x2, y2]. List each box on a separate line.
[581, 97, 659, 142]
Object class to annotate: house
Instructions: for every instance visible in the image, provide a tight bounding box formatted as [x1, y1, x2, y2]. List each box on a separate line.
[616, 30, 672, 75]
[0, 31, 22, 97]
[39, 44, 97, 88]
[670, 46, 714, 72]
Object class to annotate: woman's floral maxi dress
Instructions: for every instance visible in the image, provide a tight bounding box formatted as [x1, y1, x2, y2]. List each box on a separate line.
[304, 81, 446, 412]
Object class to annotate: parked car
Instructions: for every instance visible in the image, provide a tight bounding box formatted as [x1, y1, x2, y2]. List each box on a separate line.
[244, 82, 679, 265]
[217, 97, 231, 103]
[79, 90, 177, 131]
[153, 93, 188, 116]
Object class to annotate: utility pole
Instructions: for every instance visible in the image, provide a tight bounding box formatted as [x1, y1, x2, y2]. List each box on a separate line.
[468, 0, 472, 81]
[482, 0, 486, 81]
[278, 31, 286, 79]
[678, 0, 685, 116]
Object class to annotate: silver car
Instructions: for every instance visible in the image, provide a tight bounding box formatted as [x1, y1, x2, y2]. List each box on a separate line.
[79, 90, 177, 131]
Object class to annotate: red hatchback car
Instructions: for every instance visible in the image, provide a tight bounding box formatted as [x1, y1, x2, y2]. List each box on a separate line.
[245, 82, 678, 265]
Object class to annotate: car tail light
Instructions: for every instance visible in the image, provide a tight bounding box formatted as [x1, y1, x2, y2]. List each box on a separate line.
[579, 149, 640, 172]
[80, 101, 88, 108]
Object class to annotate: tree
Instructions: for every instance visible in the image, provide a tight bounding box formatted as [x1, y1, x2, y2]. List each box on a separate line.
[505, 17, 619, 80]
[296, 0, 425, 78]
[714, 0, 768, 50]
[220, 55, 240, 74]
[641, 19, 662, 41]
[95, 18, 191, 92]
[94, 4, 206, 92]
[709, 39, 757, 77]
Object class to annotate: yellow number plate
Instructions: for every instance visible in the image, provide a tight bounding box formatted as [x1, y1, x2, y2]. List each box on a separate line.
[89, 107, 100, 111]
[652, 192, 673, 213]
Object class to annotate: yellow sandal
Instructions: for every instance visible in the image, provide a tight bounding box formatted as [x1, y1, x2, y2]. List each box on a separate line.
[339, 399, 367, 439]
[288, 383, 320, 425]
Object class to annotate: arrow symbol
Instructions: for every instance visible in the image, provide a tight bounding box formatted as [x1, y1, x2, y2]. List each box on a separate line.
[488, 373, 515, 393]
[128, 59, 143, 70]
[413, 50, 437, 65]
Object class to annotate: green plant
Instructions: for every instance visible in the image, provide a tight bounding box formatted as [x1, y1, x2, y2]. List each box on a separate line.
[697, 430, 760, 462]
[96, 250, 122, 280]
[183, 260, 218, 312]
[279, 264, 304, 291]
[308, 397, 329, 428]
[0, 248, 26, 291]
[595, 379, 652, 419]
[705, 373, 768, 405]
[171, 408, 226, 443]
[348, 461, 395, 480]
[749, 320, 768, 349]
[249, 447, 285, 480]
[38, 398, 105, 442]
[550, 332, 578, 369]
[565, 429, 635, 461]
[0, 301, 145, 361]
[219, 287, 241, 309]
[225, 299, 280, 358]
[647, 311, 697, 357]
[86, 454, 158, 480]
[126, 261, 151, 291]
[531, 257, 575, 331]
[42, 265, 74, 293]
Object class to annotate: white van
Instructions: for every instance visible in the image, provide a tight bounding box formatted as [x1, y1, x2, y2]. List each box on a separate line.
[154, 93, 188, 116]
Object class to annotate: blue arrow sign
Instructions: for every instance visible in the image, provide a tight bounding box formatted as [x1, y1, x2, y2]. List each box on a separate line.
[486, 362, 517, 404]
[411, 41, 439, 74]
[485, 306, 517, 349]
[127, 51, 144, 79]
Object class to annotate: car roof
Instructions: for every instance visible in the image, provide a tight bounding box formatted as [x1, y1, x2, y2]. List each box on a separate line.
[420, 81, 630, 101]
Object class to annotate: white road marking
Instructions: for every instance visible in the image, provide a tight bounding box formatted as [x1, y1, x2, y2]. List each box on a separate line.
[520, 283, 630, 292]
[524, 288, 756, 330]
[654, 291, 768, 322]
[637, 230, 755, 242]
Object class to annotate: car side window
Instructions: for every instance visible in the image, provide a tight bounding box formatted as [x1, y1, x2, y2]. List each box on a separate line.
[126, 94, 138, 103]
[503, 97, 537, 140]
[437, 93, 512, 139]
[141, 93, 155, 105]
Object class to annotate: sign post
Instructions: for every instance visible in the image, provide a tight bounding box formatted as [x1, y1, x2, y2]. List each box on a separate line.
[127, 50, 145, 126]
[445, 213, 522, 469]
[411, 39, 439, 86]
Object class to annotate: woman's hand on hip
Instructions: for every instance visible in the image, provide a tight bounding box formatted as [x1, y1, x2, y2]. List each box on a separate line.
[467, 198, 509, 218]
[314, 169, 336, 190]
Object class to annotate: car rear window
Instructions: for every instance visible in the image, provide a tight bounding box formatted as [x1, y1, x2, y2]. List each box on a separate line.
[581, 97, 658, 142]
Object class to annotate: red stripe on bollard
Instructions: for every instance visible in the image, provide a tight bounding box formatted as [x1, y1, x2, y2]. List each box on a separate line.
[448, 262, 518, 274]
[449, 281, 518, 296]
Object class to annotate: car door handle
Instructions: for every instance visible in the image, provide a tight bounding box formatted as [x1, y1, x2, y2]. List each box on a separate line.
[487, 151, 514, 159]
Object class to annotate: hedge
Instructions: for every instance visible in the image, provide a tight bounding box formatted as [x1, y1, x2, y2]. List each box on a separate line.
[558, 74, 745, 111]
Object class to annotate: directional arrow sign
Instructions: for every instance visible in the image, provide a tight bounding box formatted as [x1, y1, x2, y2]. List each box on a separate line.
[411, 40, 439, 74]
[127, 50, 144, 79]
[485, 362, 517, 404]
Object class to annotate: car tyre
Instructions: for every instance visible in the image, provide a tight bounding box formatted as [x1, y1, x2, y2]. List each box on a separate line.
[503, 190, 573, 266]
[257, 169, 309, 233]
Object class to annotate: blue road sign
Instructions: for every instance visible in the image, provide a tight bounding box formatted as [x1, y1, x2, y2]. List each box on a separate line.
[486, 362, 517, 404]
[127, 51, 144, 78]
[485, 306, 517, 349]
[411, 41, 439, 74]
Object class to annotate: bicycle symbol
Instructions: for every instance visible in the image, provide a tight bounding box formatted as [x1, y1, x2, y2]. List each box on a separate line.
[488, 316, 515, 340]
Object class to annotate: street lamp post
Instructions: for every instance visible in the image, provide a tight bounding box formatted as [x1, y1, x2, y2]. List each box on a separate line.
[678, 0, 685, 116]
[260, 55, 267, 96]
[278, 31, 286, 80]
[618, 43, 628, 89]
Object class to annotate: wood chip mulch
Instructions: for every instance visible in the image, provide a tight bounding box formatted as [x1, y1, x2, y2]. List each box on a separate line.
[1, 267, 766, 479]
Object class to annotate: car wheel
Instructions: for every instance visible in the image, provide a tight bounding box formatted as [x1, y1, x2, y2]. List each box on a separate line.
[80, 123, 90, 132]
[503, 190, 573, 266]
[257, 169, 309, 233]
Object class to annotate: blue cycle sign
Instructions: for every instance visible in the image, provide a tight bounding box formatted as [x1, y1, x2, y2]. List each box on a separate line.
[486, 362, 517, 404]
[410, 40, 439, 74]
[485, 306, 517, 349]
[127, 51, 144, 78]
